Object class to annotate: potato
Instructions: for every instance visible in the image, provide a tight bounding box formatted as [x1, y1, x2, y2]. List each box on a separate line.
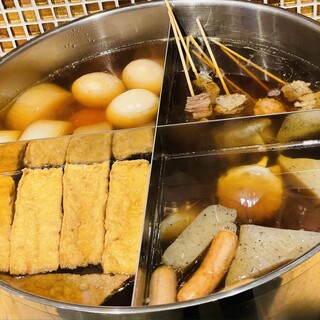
[19, 120, 73, 141]
[6, 83, 74, 131]
[0, 130, 21, 143]
[225, 225, 320, 286]
[106, 89, 159, 128]
[159, 204, 201, 243]
[276, 110, 320, 143]
[73, 122, 112, 135]
[71, 72, 126, 109]
[122, 59, 164, 95]
[162, 205, 237, 271]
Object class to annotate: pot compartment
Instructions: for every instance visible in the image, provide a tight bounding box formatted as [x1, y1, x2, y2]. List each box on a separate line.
[136, 120, 320, 306]
[0, 0, 319, 316]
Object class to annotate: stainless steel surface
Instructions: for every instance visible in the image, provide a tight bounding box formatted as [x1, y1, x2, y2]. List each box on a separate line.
[0, 0, 319, 319]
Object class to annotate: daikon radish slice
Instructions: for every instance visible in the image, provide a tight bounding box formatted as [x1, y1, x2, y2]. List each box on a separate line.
[0, 130, 21, 143]
[19, 120, 72, 141]
[71, 72, 126, 109]
[73, 122, 112, 134]
[162, 205, 237, 271]
[6, 83, 74, 131]
[122, 59, 164, 95]
[106, 89, 159, 128]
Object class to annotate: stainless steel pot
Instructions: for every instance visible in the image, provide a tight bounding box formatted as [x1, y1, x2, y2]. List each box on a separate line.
[0, 1, 319, 319]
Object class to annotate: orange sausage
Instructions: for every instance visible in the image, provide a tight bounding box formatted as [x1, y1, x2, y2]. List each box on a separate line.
[149, 266, 177, 305]
[177, 230, 238, 302]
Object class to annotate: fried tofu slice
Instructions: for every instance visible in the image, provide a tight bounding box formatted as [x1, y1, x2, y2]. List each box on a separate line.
[0, 175, 15, 272]
[0, 141, 26, 173]
[102, 160, 150, 275]
[23, 136, 70, 168]
[0, 273, 130, 306]
[60, 162, 110, 269]
[66, 132, 112, 164]
[10, 168, 63, 275]
[112, 127, 154, 160]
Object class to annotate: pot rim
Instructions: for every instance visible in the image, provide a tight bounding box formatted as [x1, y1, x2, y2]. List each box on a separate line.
[0, 0, 319, 315]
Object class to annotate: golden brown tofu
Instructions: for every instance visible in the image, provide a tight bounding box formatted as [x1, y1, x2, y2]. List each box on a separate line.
[23, 136, 70, 168]
[112, 127, 154, 160]
[10, 168, 63, 275]
[60, 162, 110, 269]
[0, 175, 15, 272]
[0, 273, 130, 306]
[0, 141, 26, 173]
[66, 132, 112, 164]
[102, 160, 150, 275]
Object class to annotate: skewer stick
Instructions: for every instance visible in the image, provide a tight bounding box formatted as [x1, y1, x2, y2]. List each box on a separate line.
[211, 38, 287, 85]
[196, 18, 229, 94]
[168, 10, 194, 96]
[193, 49, 256, 104]
[192, 50, 213, 69]
[164, 0, 199, 79]
[186, 35, 190, 69]
[188, 35, 215, 72]
[221, 48, 270, 92]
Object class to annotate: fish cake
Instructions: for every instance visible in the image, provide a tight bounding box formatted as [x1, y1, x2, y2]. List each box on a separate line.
[102, 160, 150, 275]
[0, 273, 130, 306]
[23, 136, 70, 168]
[66, 132, 112, 164]
[60, 162, 110, 269]
[10, 168, 63, 275]
[112, 127, 154, 160]
[0, 175, 15, 272]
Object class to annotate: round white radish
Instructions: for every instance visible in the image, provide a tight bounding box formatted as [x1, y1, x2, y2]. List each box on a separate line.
[106, 89, 159, 128]
[72, 72, 126, 109]
[122, 59, 164, 95]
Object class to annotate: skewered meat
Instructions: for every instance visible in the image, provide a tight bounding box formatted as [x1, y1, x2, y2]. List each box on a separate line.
[253, 97, 286, 115]
[185, 92, 213, 119]
[193, 74, 220, 102]
[294, 91, 320, 110]
[281, 80, 313, 102]
[215, 93, 247, 116]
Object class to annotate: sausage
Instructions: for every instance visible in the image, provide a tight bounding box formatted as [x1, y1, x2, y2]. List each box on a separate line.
[177, 230, 238, 302]
[148, 266, 177, 305]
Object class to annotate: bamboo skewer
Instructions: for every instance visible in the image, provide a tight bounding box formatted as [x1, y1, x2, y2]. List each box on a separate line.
[221, 48, 270, 92]
[195, 18, 229, 94]
[164, 0, 199, 80]
[167, 10, 194, 96]
[193, 49, 256, 104]
[188, 35, 215, 72]
[211, 38, 287, 86]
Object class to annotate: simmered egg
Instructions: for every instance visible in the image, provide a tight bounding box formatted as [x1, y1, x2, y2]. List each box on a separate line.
[71, 72, 126, 109]
[122, 59, 164, 95]
[106, 88, 159, 128]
